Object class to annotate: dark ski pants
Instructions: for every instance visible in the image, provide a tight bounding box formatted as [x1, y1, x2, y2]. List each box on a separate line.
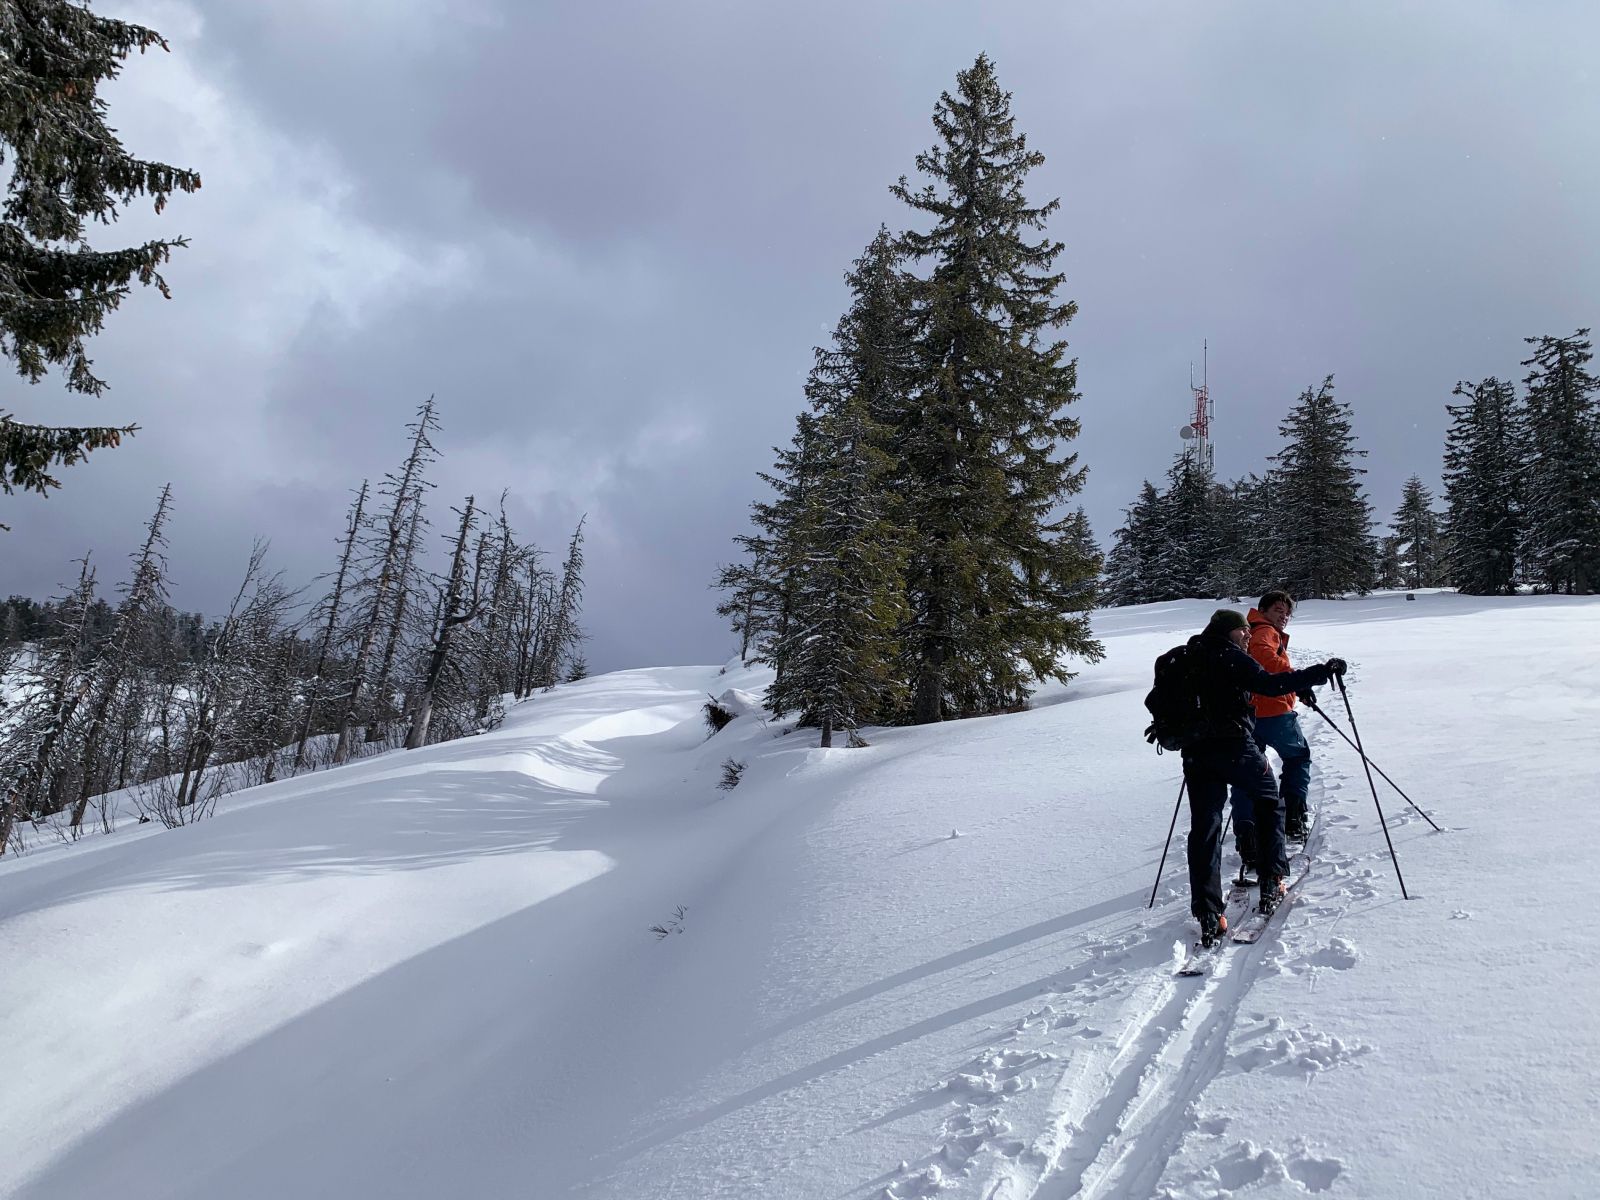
[1253, 713, 1311, 826]
[1183, 740, 1289, 919]
[1227, 712, 1312, 850]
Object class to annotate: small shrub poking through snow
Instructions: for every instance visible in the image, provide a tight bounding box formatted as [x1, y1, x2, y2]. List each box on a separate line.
[703, 694, 736, 736]
[719, 759, 746, 790]
[650, 905, 688, 939]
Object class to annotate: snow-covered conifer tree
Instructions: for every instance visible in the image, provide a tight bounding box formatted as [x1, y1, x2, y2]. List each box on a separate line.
[726, 413, 821, 682]
[765, 393, 909, 745]
[1389, 475, 1446, 590]
[1102, 482, 1165, 606]
[1144, 452, 1223, 601]
[1268, 377, 1374, 598]
[1207, 475, 1279, 602]
[1443, 377, 1524, 596]
[1519, 331, 1600, 594]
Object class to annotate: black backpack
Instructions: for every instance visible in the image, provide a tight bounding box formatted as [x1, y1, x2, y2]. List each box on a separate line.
[1143, 643, 1202, 753]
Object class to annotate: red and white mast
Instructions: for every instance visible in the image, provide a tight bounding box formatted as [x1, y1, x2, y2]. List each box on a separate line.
[1180, 340, 1214, 471]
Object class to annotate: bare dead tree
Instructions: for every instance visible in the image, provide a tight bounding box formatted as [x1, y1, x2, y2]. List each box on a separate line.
[405, 496, 479, 750]
[293, 481, 368, 771]
[334, 397, 439, 764]
[0, 556, 97, 854]
[470, 492, 521, 720]
[68, 485, 174, 833]
[534, 516, 587, 690]
[168, 543, 289, 814]
[512, 550, 553, 699]
[249, 629, 309, 785]
[364, 497, 425, 744]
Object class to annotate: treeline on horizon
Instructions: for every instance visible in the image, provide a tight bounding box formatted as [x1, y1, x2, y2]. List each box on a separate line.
[715, 56, 1600, 748]
[1103, 330, 1599, 606]
[0, 399, 588, 857]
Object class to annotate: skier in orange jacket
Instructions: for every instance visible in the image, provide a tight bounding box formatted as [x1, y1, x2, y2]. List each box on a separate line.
[1231, 589, 1315, 849]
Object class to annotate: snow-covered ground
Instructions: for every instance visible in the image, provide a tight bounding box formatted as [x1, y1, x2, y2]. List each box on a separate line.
[3, 592, 1597, 1199]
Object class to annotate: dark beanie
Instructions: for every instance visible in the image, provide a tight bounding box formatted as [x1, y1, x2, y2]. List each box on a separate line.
[1205, 608, 1248, 635]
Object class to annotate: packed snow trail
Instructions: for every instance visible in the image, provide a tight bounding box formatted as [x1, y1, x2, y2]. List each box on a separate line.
[4, 593, 1599, 1199]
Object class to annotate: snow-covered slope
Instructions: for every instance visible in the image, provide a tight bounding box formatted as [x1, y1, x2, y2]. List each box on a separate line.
[3, 593, 1597, 1199]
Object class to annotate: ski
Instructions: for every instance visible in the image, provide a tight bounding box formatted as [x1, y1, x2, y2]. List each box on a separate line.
[1176, 882, 1253, 976]
[1177, 805, 1322, 973]
[1231, 848, 1313, 944]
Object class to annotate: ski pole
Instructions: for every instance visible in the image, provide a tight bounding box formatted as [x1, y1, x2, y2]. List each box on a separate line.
[1148, 777, 1187, 909]
[1335, 674, 1409, 899]
[1303, 697, 1441, 832]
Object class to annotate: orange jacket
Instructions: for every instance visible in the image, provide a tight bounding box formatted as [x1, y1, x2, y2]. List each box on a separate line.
[1245, 608, 1297, 718]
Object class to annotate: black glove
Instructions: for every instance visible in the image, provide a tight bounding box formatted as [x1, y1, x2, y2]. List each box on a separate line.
[1325, 657, 1348, 677]
[1296, 689, 1317, 708]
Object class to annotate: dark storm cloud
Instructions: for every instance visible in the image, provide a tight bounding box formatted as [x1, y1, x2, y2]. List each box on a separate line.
[5, 0, 1598, 669]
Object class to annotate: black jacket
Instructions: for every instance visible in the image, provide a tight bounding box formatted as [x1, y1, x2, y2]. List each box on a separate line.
[1183, 630, 1331, 747]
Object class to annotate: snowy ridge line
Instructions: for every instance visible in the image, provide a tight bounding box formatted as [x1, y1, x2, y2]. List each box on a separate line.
[962, 749, 1339, 1200]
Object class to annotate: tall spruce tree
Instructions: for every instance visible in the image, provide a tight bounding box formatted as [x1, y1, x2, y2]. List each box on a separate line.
[1443, 377, 1523, 595]
[1268, 377, 1374, 598]
[891, 54, 1100, 721]
[764, 233, 914, 741]
[1519, 331, 1600, 594]
[1389, 475, 1446, 589]
[0, 1, 201, 503]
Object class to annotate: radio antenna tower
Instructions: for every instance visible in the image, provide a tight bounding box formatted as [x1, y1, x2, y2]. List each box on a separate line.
[1179, 340, 1214, 472]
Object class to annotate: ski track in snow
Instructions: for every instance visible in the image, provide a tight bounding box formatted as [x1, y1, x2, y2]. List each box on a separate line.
[877, 715, 1385, 1200]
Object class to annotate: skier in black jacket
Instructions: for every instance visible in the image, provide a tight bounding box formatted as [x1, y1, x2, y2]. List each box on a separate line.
[1184, 609, 1346, 944]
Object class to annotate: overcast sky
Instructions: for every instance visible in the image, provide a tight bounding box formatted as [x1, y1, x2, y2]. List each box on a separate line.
[4, 0, 1597, 671]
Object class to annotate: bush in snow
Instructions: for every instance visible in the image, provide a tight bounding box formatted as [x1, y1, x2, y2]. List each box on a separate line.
[649, 905, 688, 939]
[718, 759, 746, 790]
[703, 695, 736, 736]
